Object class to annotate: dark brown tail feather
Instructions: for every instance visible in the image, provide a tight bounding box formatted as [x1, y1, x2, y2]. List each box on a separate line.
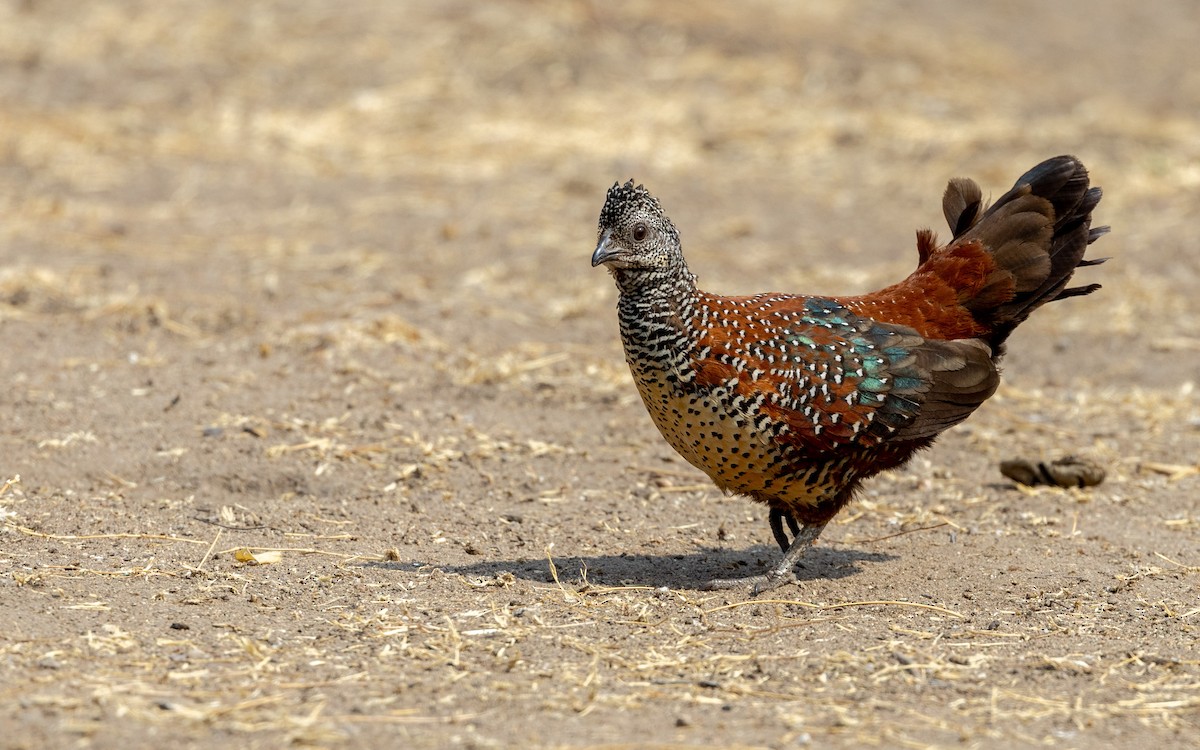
[943, 156, 1108, 348]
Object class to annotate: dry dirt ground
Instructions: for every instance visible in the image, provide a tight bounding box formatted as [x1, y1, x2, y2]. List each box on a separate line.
[2, 2, 1199, 748]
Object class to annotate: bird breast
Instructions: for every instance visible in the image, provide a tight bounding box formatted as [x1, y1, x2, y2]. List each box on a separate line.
[620, 326, 831, 508]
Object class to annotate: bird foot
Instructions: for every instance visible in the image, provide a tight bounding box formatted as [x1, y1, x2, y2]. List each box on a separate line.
[703, 567, 798, 595]
[703, 519, 827, 595]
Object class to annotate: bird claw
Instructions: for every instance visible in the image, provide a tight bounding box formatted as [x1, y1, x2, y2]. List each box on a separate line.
[752, 568, 799, 595]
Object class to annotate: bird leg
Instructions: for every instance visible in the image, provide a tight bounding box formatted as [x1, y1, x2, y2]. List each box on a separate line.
[705, 520, 828, 595]
[784, 511, 802, 540]
[768, 508, 791, 552]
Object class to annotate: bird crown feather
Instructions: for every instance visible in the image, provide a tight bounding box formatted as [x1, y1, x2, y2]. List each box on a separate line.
[600, 179, 663, 229]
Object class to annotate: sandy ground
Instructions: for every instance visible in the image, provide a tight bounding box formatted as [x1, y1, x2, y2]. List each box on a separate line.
[1, 1, 1199, 748]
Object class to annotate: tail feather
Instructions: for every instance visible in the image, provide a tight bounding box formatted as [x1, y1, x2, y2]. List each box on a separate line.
[942, 155, 1107, 347]
[942, 177, 983, 237]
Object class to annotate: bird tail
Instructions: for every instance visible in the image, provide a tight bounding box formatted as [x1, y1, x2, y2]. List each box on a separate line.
[935, 155, 1108, 349]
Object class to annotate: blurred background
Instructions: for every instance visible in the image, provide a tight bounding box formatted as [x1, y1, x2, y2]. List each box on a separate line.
[3, 1, 1198, 364]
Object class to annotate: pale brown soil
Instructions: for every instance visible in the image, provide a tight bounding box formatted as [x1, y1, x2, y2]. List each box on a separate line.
[2, 2, 1199, 749]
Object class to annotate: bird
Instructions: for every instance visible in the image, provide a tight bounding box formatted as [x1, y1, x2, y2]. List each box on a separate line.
[591, 155, 1107, 593]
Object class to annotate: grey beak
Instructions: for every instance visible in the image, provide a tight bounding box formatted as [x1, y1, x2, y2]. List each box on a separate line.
[591, 230, 618, 267]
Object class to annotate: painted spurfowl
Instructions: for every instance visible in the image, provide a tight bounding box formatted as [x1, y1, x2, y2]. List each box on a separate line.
[591, 156, 1107, 593]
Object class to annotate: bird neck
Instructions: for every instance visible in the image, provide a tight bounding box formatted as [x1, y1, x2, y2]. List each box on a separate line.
[614, 262, 702, 348]
[611, 257, 697, 298]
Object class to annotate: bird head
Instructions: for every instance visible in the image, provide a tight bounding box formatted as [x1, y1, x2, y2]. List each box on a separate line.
[591, 180, 682, 278]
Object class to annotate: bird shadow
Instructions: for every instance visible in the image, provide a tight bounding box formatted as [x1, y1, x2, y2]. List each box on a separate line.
[365, 544, 897, 591]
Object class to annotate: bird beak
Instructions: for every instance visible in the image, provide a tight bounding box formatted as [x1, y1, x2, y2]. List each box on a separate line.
[591, 230, 619, 267]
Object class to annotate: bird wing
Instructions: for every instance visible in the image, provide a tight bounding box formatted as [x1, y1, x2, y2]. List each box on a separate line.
[691, 294, 999, 454]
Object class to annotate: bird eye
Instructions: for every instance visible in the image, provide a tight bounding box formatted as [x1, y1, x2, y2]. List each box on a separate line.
[632, 223, 648, 242]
